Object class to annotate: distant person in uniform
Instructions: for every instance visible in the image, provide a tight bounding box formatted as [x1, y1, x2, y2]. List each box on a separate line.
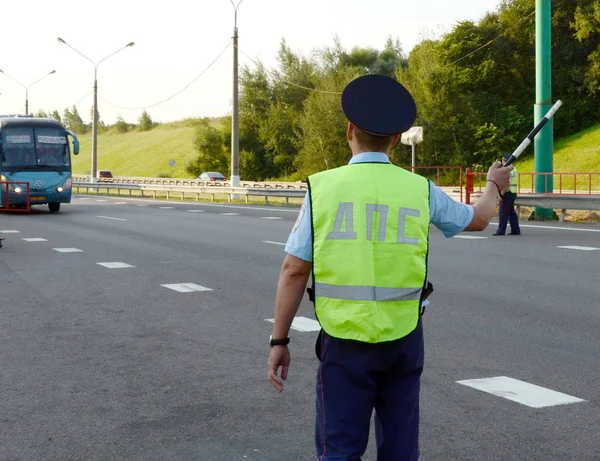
[267, 74, 513, 460]
[493, 152, 521, 236]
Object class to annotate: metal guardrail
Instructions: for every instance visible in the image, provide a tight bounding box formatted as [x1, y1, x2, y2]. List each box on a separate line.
[73, 175, 308, 190]
[515, 194, 600, 222]
[73, 182, 306, 205]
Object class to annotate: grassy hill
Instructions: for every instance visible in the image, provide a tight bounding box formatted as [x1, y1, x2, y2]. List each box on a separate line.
[73, 117, 600, 184]
[72, 118, 223, 178]
[513, 124, 600, 191]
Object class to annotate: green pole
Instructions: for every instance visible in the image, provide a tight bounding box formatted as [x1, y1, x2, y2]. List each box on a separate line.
[534, 0, 554, 219]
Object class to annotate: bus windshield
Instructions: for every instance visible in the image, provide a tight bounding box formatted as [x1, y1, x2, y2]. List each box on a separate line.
[0, 126, 70, 172]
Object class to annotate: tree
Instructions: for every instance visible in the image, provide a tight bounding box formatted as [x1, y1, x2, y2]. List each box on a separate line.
[185, 119, 229, 177]
[114, 115, 129, 133]
[138, 110, 155, 132]
[35, 110, 49, 118]
[50, 110, 61, 122]
[62, 106, 87, 133]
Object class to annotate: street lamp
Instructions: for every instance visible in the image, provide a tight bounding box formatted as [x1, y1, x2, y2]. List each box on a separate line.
[0, 69, 56, 115]
[230, 0, 245, 190]
[57, 37, 134, 183]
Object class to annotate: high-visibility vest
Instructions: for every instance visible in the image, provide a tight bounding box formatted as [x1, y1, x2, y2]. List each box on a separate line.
[308, 162, 430, 343]
[509, 168, 518, 193]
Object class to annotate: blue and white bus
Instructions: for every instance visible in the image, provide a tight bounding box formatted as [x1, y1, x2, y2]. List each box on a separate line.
[0, 115, 79, 212]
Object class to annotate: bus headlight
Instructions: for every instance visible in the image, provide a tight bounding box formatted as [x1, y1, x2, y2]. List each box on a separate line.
[0, 175, 6, 182]
[60, 176, 72, 191]
[14, 187, 22, 194]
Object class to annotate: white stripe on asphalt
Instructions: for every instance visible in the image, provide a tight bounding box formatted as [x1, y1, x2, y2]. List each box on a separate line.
[187, 210, 205, 213]
[159, 207, 175, 209]
[22, 238, 48, 242]
[453, 235, 488, 240]
[262, 241, 286, 246]
[220, 212, 239, 216]
[114, 202, 127, 205]
[54, 248, 84, 253]
[0, 230, 20, 234]
[96, 199, 108, 202]
[557, 245, 600, 251]
[161, 283, 213, 293]
[135, 204, 148, 207]
[97, 216, 128, 222]
[491, 223, 600, 233]
[457, 376, 586, 408]
[97, 262, 135, 269]
[261, 217, 283, 220]
[266, 316, 321, 332]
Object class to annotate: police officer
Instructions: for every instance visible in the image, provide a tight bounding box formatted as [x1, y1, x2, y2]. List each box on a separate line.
[267, 74, 512, 460]
[493, 152, 521, 236]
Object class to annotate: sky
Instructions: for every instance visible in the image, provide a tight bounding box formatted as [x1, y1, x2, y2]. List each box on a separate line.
[0, 0, 502, 124]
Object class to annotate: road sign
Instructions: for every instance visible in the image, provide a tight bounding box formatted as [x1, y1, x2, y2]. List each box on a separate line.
[168, 159, 176, 168]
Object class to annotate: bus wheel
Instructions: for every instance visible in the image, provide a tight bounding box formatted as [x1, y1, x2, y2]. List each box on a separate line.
[48, 203, 61, 213]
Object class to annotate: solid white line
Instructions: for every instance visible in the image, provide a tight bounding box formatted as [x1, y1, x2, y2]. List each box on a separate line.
[557, 245, 600, 251]
[53, 248, 84, 253]
[161, 283, 213, 293]
[261, 217, 284, 220]
[262, 241, 286, 246]
[457, 376, 586, 408]
[22, 238, 48, 242]
[97, 262, 135, 269]
[266, 316, 321, 332]
[453, 235, 488, 240]
[491, 222, 600, 233]
[0, 230, 20, 234]
[96, 216, 128, 222]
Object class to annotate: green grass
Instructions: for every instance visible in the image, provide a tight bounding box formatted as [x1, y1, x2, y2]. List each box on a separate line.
[72, 118, 223, 178]
[514, 124, 600, 192]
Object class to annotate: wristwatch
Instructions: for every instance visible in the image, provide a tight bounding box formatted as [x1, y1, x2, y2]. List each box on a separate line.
[269, 335, 290, 347]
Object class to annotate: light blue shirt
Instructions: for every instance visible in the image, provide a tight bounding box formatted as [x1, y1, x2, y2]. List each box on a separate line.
[285, 152, 474, 262]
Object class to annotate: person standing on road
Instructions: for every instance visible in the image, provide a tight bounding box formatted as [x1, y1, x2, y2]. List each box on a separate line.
[267, 74, 513, 461]
[493, 152, 521, 236]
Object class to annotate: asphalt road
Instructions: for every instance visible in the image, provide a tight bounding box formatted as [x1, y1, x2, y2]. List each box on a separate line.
[0, 196, 598, 461]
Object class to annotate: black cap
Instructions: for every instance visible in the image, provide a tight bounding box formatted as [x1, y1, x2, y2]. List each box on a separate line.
[342, 74, 417, 136]
[502, 152, 511, 160]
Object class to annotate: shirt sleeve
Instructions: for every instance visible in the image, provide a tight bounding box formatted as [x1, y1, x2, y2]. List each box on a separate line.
[285, 193, 313, 262]
[429, 182, 474, 238]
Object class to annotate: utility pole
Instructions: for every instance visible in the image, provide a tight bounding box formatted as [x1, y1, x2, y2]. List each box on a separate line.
[230, 0, 244, 191]
[534, 0, 554, 219]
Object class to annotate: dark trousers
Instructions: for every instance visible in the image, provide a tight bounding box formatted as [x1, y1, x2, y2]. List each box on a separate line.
[315, 322, 424, 461]
[497, 192, 520, 235]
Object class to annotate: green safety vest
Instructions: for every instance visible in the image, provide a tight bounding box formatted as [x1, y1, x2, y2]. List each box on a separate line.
[308, 162, 430, 343]
[509, 168, 518, 193]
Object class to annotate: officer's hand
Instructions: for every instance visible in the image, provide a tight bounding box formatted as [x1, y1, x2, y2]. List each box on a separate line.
[268, 346, 291, 393]
[487, 161, 513, 193]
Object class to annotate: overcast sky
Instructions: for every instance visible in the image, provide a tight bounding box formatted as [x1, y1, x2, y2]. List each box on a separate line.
[0, 0, 502, 124]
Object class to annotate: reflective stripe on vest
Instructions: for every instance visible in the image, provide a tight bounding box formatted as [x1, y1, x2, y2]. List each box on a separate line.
[309, 162, 430, 344]
[509, 168, 518, 193]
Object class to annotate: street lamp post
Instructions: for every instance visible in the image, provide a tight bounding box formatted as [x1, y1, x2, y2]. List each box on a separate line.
[230, 0, 245, 190]
[0, 69, 56, 115]
[57, 38, 134, 183]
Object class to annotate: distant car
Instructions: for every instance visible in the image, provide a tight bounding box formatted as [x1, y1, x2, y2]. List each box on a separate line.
[97, 170, 113, 182]
[198, 172, 226, 182]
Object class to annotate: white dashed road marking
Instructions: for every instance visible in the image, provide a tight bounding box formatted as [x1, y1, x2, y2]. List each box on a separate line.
[187, 210, 205, 213]
[54, 248, 84, 253]
[160, 207, 175, 209]
[261, 217, 283, 220]
[262, 241, 286, 246]
[557, 245, 600, 251]
[96, 216, 128, 222]
[457, 376, 586, 408]
[161, 283, 213, 293]
[220, 212, 239, 216]
[0, 230, 20, 234]
[22, 238, 48, 242]
[114, 202, 127, 205]
[96, 199, 108, 202]
[97, 262, 135, 269]
[266, 316, 321, 332]
[135, 204, 148, 207]
[454, 235, 488, 240]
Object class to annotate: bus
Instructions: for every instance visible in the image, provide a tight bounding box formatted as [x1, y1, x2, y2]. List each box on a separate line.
[0, 115, 79, 213]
